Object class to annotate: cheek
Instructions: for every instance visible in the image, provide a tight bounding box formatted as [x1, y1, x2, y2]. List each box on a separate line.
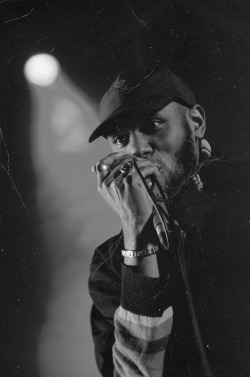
[151, 127, 186, 180]
[154, 126, 186, 154]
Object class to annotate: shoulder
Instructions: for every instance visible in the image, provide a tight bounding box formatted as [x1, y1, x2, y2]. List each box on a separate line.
[200, 155, 250, 240]
[201, 155, 250, 205]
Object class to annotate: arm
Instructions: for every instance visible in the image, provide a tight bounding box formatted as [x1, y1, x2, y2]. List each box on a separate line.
[89, 235, 122, 377]
[89, 224, 173, 377]
[91, 154, 173, 375]
[113, 264, 172, 377]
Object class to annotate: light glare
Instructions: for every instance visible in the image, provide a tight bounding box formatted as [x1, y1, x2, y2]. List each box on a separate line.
[24, 54, 59, 86]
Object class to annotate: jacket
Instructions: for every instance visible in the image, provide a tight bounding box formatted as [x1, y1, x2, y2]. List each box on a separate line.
[89, 157, 250, 376]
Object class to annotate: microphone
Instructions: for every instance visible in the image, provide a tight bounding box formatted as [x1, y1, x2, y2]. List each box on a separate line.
[153, 208, 169, 250]
[133, 162, 170, 251]
[146, 175, 170, 250]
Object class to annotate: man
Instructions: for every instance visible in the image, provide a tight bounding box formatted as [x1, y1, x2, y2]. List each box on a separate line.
[88, 66, 250, 376]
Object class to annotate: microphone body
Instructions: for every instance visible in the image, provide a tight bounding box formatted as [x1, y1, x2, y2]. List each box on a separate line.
[146, 174, 170, 250]
[153, 209, 169, 250]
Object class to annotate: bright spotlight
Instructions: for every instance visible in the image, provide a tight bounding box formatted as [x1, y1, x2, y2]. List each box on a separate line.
[24, 54, 60, 86]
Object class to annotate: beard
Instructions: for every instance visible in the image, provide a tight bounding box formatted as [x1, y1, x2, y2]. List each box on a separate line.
[157, 120, 198, 195]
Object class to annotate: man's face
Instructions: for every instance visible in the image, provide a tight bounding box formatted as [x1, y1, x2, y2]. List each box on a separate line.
[107, 101, 199, 190]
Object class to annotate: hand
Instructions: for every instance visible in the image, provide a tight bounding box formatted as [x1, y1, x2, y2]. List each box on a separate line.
[92, 153, 161, 241]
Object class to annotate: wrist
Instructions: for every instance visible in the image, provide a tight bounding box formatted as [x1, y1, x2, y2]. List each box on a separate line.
[124, 253, 159, 277]
[122, 244, 158, 258]
[122, 223, 146, 249]
[123, 244, 158, 266]
[122, 244, 160, 277]
[123, 235, 145, 251]
[122, 212, 158, 250]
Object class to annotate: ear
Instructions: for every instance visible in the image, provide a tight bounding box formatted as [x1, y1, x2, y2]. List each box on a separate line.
[187, 104, 206, 139]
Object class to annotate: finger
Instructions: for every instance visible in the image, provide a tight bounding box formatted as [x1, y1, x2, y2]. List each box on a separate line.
[123, 165, 160, 191]
[134, 160, 162, 188]
[97, 158, 134, 191]
[109, 155, 137, 170]
[101, 157, 136, 186]
[97, 169, 110, 191]
[94, 155, 128, 190]
[92, 152, 133, 174]
[133, 161, 160, 180]
[103, 157, 160, 187]
[94, 155, 135, 194]
[111, 172, 124, 190]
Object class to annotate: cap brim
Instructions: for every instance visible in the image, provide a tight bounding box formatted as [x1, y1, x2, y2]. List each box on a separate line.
[88, 106, 125, 143]
[88, 97, 183, 143]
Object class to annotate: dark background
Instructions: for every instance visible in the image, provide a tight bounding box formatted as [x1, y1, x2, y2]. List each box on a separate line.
[1, 1, 250, 376]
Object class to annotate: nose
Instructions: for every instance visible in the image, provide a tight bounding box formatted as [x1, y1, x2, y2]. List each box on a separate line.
[127, 131, 153, 158]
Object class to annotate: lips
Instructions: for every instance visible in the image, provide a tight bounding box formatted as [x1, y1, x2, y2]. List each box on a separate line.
[143, 157, 161, 172]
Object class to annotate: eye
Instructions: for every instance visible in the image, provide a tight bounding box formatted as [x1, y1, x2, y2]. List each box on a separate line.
[151, 120, 162, 128]
[142, 119, 163, 134]
[112, 134, 129, 147]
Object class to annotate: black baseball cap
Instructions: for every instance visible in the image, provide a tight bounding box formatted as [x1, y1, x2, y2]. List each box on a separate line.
[89, 66, 196, 143]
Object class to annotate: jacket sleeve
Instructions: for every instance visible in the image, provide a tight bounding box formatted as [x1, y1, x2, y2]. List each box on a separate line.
[89, 235, 123, 377]
[89, 234, 172, 377]
[113, 265, 173, 377]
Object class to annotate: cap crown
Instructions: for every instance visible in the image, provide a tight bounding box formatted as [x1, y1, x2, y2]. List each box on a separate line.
[89, 66, 196, 142]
